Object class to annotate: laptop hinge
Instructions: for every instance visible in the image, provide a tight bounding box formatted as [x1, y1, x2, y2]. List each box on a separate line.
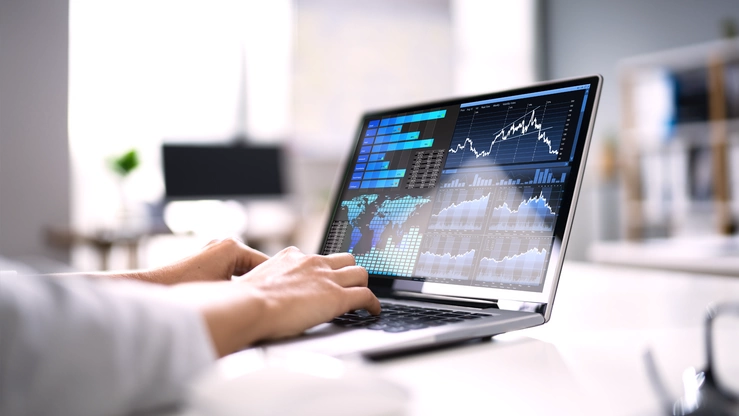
[389, 290, 498, 309]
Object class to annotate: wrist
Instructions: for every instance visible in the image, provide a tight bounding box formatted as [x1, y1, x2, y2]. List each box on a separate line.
[199, 285, 269, 357]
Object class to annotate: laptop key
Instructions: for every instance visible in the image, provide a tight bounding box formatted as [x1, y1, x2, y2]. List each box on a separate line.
[333, 303, 490, 333]
[383, 326, 410, 333]
[416, 316, 443, 322]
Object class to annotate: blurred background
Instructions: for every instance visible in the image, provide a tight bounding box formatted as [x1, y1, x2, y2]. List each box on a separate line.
[1, 0, 738, 274]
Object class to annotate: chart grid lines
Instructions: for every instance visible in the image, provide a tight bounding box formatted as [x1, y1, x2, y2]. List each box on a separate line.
[445, 97, 574, 168]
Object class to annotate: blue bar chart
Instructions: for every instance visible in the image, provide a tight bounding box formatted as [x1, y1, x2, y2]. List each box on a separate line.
[376, 125, 402, 135]
[349, 109, 447, 190]
[494, 168, 567, 185]
[374, 131, 420, 144]
[441, 174, 495, 188]
[371, 139, 434, 153]
[379, 109, 447, 127]
[352, 227, 423, 278]
[439, 166, 570, 189]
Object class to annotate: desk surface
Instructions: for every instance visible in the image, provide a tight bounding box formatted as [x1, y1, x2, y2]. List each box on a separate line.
[373, 261, 739, 415]
[194, 261, 739, 416]
[588, 237, 739, 276]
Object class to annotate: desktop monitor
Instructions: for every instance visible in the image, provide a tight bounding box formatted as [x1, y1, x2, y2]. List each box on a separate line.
[162, 143, 285, 200]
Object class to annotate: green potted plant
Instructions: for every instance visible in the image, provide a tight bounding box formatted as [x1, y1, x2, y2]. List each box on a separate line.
[108, 149, 140, 229]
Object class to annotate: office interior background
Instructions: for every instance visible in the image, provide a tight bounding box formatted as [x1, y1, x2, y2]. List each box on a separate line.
[1, 0, 738, 274]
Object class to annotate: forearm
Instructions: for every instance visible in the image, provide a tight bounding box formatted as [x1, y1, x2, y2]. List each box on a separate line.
[0, 274, 216, 416]
[45, 264, 191, 285]
[171, 282, 271, 357]
[46, 239, 267, 286]
[85, 266, 181, 284]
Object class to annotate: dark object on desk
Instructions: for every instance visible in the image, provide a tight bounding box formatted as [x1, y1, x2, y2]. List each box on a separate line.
[645, 302, 739, 416]
[162, 144, 284, 200]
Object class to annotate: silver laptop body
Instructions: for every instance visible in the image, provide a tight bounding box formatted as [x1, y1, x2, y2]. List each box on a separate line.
[263, 75, 602, 359]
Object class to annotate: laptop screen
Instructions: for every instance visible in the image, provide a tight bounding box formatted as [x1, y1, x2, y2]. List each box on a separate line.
[321, 76, 601, 304]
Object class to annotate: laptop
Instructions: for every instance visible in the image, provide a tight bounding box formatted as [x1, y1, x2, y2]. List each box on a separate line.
[263, 75, 602, 359]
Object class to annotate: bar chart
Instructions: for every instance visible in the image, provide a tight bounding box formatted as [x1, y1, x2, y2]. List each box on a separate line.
[439, 166, 570, 190]
[493, 167, 567, 186]
[441, 173, 495, 188]
[349, 109, 447, 190]
[352, 227, 423, 277]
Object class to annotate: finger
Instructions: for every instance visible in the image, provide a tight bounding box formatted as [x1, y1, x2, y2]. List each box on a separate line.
[343, 287, 381, 315]
[232, 242, 270, 274]
[204, 238, 221, 248]
[323, 252, 356, 269]
[331, 265, 369, 287]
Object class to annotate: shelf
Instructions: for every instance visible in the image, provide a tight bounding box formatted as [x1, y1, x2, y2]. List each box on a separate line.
[619, 38, 739, 239]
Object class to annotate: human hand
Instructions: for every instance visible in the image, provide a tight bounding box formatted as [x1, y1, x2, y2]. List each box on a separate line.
[174, 246, 380, 356]
[146, 238, 270, 285]
[240, 246, 381, 340]
[62, 238, 270, 285]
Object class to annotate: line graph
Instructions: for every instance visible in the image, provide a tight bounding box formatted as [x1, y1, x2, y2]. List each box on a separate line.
[414, 234, 481, 280]
[445, 97, 573, 168]
[488, 186, 562, 232]
[477, 248, 547, 284]
[427, 188, 490, 231]
[474, 236, 553, 286]
[449, 106, 557, 156]
[415, 250, 476, 280]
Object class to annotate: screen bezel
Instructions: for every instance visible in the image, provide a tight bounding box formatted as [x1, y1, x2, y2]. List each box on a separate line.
[321, 75, 602, 312]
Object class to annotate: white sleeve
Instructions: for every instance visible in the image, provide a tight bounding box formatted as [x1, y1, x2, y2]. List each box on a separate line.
[0, 273, 217, 416]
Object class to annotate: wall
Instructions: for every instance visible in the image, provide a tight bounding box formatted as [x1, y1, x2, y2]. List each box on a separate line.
[0, 0, 70, 263]
[544, 0, 739, 260]
[293, 0, 453, 159]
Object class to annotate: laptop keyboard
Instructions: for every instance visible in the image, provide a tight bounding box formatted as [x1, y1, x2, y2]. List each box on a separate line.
[331, 302, 492, 333]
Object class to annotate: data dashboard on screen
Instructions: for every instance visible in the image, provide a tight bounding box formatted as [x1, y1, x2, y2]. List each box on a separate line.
[321, 83, 592, 293]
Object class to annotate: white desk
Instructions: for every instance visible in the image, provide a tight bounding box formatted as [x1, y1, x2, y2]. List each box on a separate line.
[588, 237, 739, 276]
[195, 261, 739, 416]
[373, 261, 739, 415]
